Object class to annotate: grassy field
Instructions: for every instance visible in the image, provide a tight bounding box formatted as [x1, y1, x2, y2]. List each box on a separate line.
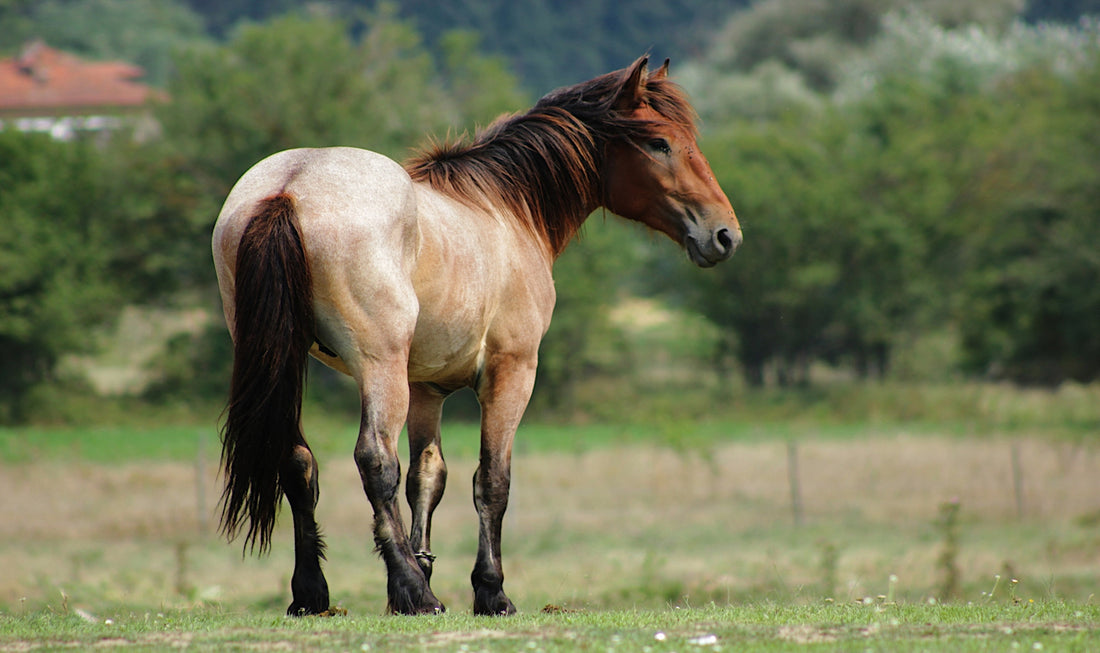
[3, 602, 1099, 651]
[1, 385, 1098, 649]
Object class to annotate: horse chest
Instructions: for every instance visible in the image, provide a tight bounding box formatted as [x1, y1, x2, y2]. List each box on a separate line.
[407, 276, 549, 385]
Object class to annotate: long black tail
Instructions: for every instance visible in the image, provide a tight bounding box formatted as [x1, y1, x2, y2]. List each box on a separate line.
[219, 192, 314, 555]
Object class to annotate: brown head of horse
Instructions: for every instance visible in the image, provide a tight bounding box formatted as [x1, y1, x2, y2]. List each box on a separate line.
[211, 55, 740, 617]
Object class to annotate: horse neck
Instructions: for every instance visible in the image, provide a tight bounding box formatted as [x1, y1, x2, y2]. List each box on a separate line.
[517, 150, 604, 260]
[407, 109, 607, 260]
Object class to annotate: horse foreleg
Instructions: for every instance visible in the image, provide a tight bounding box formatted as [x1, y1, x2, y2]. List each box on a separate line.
[471, 354, 536, 615]
[354, 371, 445, 615]
[281, 441, 330, 616]
[406, 383, 449, 581]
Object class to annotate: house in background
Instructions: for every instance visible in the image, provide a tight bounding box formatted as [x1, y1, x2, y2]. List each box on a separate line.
[0, 40, 159, 141]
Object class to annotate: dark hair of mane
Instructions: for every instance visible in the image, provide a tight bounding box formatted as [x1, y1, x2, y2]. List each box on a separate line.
[405, 58, 698, 255]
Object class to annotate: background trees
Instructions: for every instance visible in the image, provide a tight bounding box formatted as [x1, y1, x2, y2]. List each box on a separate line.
[0, 133, 121, 420]
[668, 5, 1100, 388]
[1, 0, 1099, 423]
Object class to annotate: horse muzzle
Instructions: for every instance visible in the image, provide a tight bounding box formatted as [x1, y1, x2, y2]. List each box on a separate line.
[685, 226, 741, 268]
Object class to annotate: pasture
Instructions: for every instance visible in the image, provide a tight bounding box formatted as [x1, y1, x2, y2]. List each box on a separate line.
[1, 400, 1098, 649]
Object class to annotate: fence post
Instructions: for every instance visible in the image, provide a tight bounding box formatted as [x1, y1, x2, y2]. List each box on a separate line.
[788, 440, 803, 527]
[196, 430, 208, 536]
[1011, 441, 1024, 520]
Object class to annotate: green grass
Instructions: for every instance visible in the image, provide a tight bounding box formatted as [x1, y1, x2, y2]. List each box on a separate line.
[0, 412, 810, 465]
[2, 602, 1097, 651]
[5, 379, 1097, 465]
[4, 382, 1098, 650]
[0, 417, 1002, 466]
[5, 379, 1099, 465]
[0, 424, 215, 464]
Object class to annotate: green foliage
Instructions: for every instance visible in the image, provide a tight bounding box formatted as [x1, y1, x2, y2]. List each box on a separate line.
[954, 57, 1100, 383]
[665, 104, 930, 386]
[673, 11, 1100, 387]
[0, 132, 120, 421]
[377, 0, 745, 92]
[156, 13, 429, 203]
[180, 0, 300, 37]
[12, 0, 208, 85]
[5, 0, 1100, 421]
[688, 0, 1025, 100]
[436, 29, 529, 126]
[1024, 0, 1100, 22]
[152, 10, 527, 230]
[533, 217, 644, 415]
[0, 0, 36, 53]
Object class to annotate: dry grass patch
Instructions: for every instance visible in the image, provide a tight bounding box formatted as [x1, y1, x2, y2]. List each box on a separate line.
[1, 434, 1097, 612]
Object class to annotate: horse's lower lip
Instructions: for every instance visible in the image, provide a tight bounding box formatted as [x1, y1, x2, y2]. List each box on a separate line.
[685, 239, 720, 268]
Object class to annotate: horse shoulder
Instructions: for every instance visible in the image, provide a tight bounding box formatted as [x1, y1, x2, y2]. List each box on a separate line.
[404, 185, 555, 383]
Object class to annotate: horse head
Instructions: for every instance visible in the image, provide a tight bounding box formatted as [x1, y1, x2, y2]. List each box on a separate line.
[601, 57, 742, 268]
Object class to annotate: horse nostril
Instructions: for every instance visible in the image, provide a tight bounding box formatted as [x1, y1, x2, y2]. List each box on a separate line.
[715, 228, 734, 252]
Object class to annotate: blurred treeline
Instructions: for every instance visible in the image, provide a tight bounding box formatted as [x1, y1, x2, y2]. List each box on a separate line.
[0, 0, 1098, 424]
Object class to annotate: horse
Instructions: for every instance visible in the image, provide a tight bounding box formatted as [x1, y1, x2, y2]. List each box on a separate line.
[211, 55, 741, 617]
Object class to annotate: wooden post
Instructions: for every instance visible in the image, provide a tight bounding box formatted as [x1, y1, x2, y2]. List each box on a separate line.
[1011, 441, 1024, 520]
[788, 440, 803, 527]
[196, 431, 208, 536]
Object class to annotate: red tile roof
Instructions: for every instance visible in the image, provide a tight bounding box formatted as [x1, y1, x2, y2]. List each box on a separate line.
[0, 40, 157, 117]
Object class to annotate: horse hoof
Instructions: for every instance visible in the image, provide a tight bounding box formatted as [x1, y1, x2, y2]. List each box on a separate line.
[388, 601, 446, 616]
[473, 592, 516, 616]
[387, 593, 446, 616]
[286, 601, 330, 617]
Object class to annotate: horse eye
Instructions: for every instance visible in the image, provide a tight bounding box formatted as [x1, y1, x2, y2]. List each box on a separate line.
[648, 138, 672, 156]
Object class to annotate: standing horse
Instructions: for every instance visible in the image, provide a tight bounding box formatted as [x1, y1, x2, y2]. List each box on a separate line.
[211, 56, 740, 616]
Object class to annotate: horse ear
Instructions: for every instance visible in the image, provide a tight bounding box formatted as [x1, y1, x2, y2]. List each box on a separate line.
[652, 58, 670, 80]
[615, 56, 649, 110]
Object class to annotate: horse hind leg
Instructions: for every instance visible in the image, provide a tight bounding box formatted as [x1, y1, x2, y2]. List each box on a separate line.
[406, 383, 450, 581]
[282, 440, 330, 616]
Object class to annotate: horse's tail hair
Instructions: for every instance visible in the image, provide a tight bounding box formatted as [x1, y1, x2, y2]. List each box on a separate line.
[219, 192, 314, 555]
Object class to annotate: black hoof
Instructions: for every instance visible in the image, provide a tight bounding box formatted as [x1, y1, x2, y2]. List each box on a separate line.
[288, 574, 330, 616]
[287, 599, 330, 617]
[387, 596, 446, 615]
[387, 578, 446, 615]
[473, 589, 516, 616]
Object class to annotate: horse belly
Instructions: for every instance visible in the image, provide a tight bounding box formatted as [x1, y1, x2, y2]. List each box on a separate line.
[406, 307, 487, 386]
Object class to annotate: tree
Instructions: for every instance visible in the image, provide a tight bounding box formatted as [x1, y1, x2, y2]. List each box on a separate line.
[684, 0, 1026, 113]
[373, 0, 746, 93]
[533, 216, 642, 415]
[662, 111, 857, 387]
[957, 56, 1100, 383]
[843, 12, 1100, 384]
[180, 0, 300, 37]
[1023, 0, 1100, 22]
[667, 7, 1100, 388]
[0, 132, 121, 421]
